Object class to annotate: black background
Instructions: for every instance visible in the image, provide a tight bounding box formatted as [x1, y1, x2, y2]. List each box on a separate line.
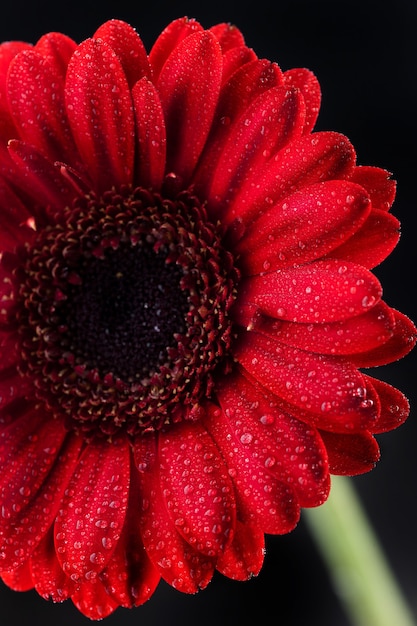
[1, 1, 416, 625]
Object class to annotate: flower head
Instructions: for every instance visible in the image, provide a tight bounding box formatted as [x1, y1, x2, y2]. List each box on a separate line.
[0, 17, 415, 619]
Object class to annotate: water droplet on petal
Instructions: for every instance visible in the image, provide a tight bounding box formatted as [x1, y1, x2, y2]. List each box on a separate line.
[240, 432, 253, 444]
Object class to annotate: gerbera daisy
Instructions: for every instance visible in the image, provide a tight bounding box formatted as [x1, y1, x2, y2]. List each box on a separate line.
[0, 17, 415, 619]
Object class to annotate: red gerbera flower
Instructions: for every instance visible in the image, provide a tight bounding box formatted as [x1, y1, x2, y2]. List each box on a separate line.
[0, 17, 415, 619]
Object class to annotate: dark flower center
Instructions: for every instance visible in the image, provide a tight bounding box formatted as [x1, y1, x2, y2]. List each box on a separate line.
[13, 185, 239, 438]
[64, 243, 189, 380]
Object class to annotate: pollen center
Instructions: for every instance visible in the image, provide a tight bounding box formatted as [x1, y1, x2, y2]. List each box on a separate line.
[65, 244, 189, 380]
[14, 186, 239, 438]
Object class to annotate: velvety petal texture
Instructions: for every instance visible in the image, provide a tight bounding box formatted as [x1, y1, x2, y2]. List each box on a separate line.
[0, 16, 414, 620]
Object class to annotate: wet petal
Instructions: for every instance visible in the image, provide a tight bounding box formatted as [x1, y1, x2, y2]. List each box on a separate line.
[134, 434, 216, 593]
[237, 259, 382, 323]
[34, 32, 77, 79]
[98, 469, 160, 608]
[194, 59, 283, 197]
[253, 301, 395, 356]
[216, 520, 265, 581]
[327, 208, 400, 268]
[71, 577, 119, 620]
[0, 411, 82, 570]
[234, 332, 378, 432]
[283, 68, 321, 133]
[159, 421, 235, 556]
[0, 41, 32, 141]
[226, 131, 356, 227]
[206, 403, 300, 534]
[157, 31, 222, 182]
[351, 166, 396, 211]
[65, 38, 135, 191]
[149, 17, 204, 80]
[1, 560, 33, 591]
[352, 309, 417, 367]
[94, 19, 151, 85]
[7, 140, 78, 211]
[220, 46, 258, 84]
[238, 180, 371, 274]
[216, 372, 330, 506]
[54, 438, 130, 583]
[209, 23, 246, 51]
[7, 49, 81, 166]
[207, 86, 305, 212]
[31, 527, 75, 602]
[320, 430, 380, 475]
[132, 78, 166, 190]
[364, 375, 410, 434]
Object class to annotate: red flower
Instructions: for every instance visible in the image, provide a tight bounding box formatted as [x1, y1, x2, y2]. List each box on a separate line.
[0, 17, 415, 619]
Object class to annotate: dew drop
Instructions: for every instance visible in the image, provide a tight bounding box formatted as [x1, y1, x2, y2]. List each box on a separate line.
[102, 537, 113, 550]
[240, 432, 253, 445]
[260, 414, 275, 425]
[362, 295, 376, 309]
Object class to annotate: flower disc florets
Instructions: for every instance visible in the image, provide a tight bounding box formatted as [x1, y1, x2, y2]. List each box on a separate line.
[14, 185, 238, 438]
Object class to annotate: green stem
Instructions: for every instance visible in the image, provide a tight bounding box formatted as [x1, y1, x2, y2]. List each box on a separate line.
[303, 475, 415, 626]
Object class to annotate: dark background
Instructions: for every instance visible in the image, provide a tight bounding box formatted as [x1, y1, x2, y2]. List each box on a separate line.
[1, 1, 416, 625]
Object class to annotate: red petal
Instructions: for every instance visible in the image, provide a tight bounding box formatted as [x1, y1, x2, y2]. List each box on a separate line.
[234, 332, 378, 432]
[194, 59, 283, 198]
[226, 131, 356, 227]
[34, 32, 77, 79]
[65, 38, 135, 191]
[0, 413, 82, 570]
[207, 86, 305, 213]
[94, 19, 151, 86]
[7, 49, 81, 166]
[0, 176, 34, 250]
[253, 301, 395, 356]
[1, 562, 33, 593]
[157, 31, 222, 182]
[363, 375, 410, 434]
[209, 23, 246, 51]
[71, 577, 119, 620]
[216, 520, 265, 581]
[237, 259, 382, 323]
[134, 434, 216, 593]
[54, 438, 130, 583]
[351, 166, 396, 211]
[31, 527, 75, 602]
[159, 421, 235, 556]
[0, 330, 21, 370]
[237, 180, 371, 274]
[0, 42, 32, 141]
[353, 309, 417, 367]
[0, 365, 31, 410]
[283, 68, 321, 133]
[98, 469, 160, 608]
[206, 403, 300, 534]
[320, 430, 380, 475]
[149, 17, 204, 80]
[216, 373, 330, 506]
[221, 46, 258, 84]
[8, 140, 77, 211]
[327, 208, 400, 268]
[132, 78, 166, 190]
